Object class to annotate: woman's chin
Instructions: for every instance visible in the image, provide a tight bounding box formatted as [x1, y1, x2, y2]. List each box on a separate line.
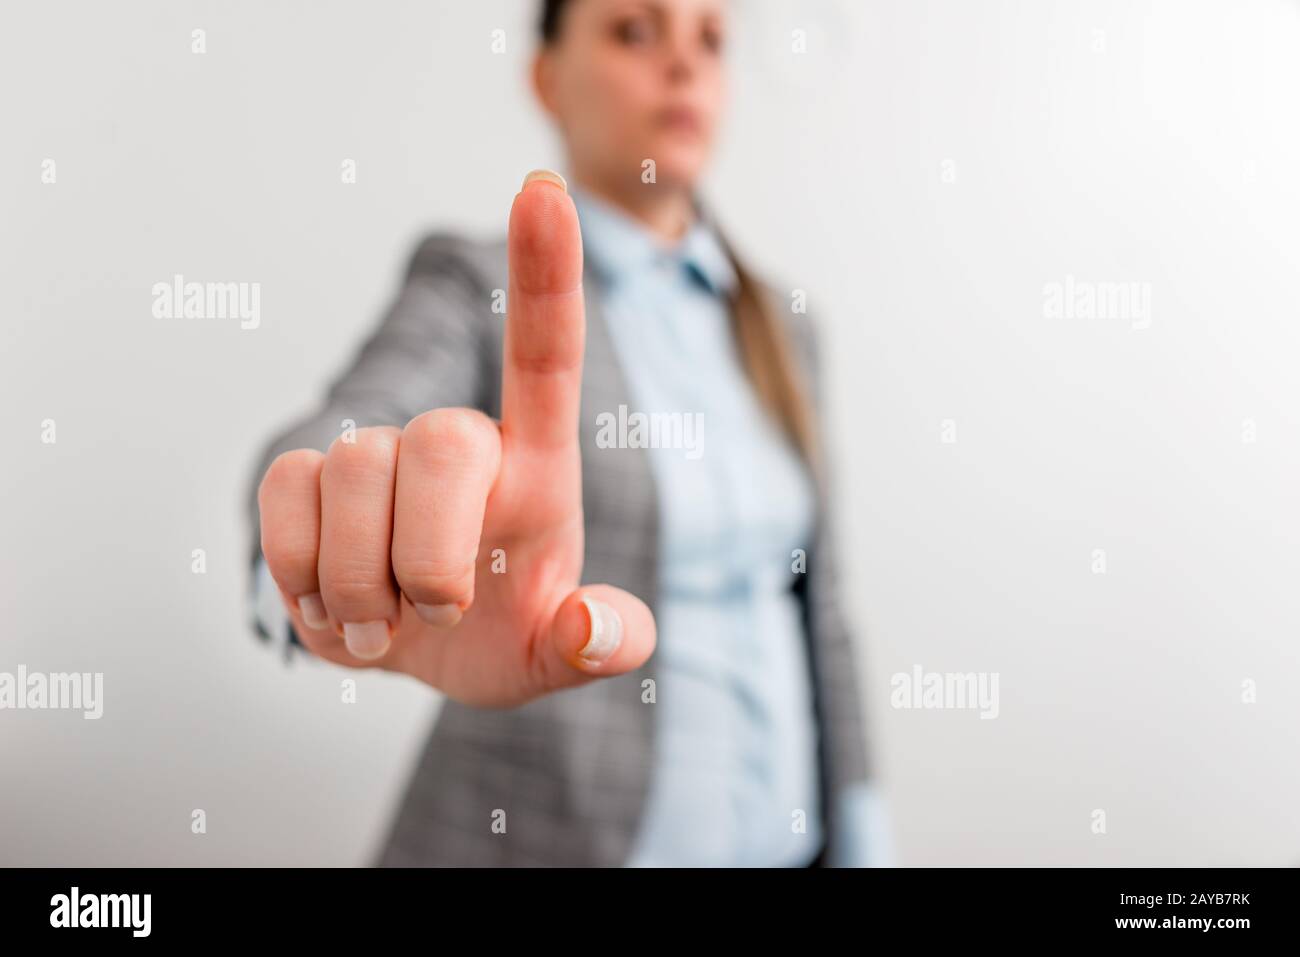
[641, 145, 710, 189]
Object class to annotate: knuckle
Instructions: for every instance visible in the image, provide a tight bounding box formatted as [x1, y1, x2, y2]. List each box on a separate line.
[259, 448, 322, 505]
[403, 408, 497, 464]
[392, 553, 475, 604]
[326, 426, 400, 476]
[261, 530, 316, 576]
[507, 348, 580, 377]
[320, 575, 391, 615]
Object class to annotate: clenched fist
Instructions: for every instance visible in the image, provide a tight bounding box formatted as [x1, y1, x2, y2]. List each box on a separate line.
[257, 171, 656, 707]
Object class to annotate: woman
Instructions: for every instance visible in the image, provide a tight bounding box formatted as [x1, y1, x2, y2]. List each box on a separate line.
[249, 0, 889, 867]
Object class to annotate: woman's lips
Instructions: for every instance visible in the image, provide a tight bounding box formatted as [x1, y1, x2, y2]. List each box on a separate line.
[656, 106, 703, 135]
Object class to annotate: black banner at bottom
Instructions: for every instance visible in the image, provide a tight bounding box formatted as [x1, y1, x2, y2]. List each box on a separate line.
[0, 866, 1289, 944]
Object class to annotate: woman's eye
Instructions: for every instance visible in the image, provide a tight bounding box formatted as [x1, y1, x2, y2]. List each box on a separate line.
[701, 25, 723, 54]
[613, 17, 655, 46]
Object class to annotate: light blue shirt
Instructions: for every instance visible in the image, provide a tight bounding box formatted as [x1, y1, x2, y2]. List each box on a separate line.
[573, 187, 868, 866]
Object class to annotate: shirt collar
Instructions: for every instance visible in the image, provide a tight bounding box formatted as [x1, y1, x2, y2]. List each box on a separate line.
[571, 185, 737, 297]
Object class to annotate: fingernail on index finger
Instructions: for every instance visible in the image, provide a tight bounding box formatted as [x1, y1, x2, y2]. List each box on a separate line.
[522, 168, 567, 193]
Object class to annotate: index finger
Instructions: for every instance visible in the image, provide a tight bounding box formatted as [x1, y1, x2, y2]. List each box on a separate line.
[502, 170, 585, 451]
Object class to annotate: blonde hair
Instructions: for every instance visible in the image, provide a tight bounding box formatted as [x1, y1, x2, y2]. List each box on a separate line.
[720, 236, 819, 469]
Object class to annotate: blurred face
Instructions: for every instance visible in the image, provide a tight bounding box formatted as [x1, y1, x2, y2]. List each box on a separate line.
[534, 0, 728, 193]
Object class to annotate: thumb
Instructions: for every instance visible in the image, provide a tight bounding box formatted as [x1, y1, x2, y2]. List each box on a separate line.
[535, 585, 656, 693]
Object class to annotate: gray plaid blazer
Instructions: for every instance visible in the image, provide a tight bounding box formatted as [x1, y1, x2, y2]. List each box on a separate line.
[248, 229, 872, 866]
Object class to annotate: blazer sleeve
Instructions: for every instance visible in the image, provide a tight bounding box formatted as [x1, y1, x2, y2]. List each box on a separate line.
[244, 233, 499, 646]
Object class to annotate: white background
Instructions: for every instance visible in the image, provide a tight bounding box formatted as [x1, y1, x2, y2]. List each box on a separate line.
[2, 0, 1297, 865]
